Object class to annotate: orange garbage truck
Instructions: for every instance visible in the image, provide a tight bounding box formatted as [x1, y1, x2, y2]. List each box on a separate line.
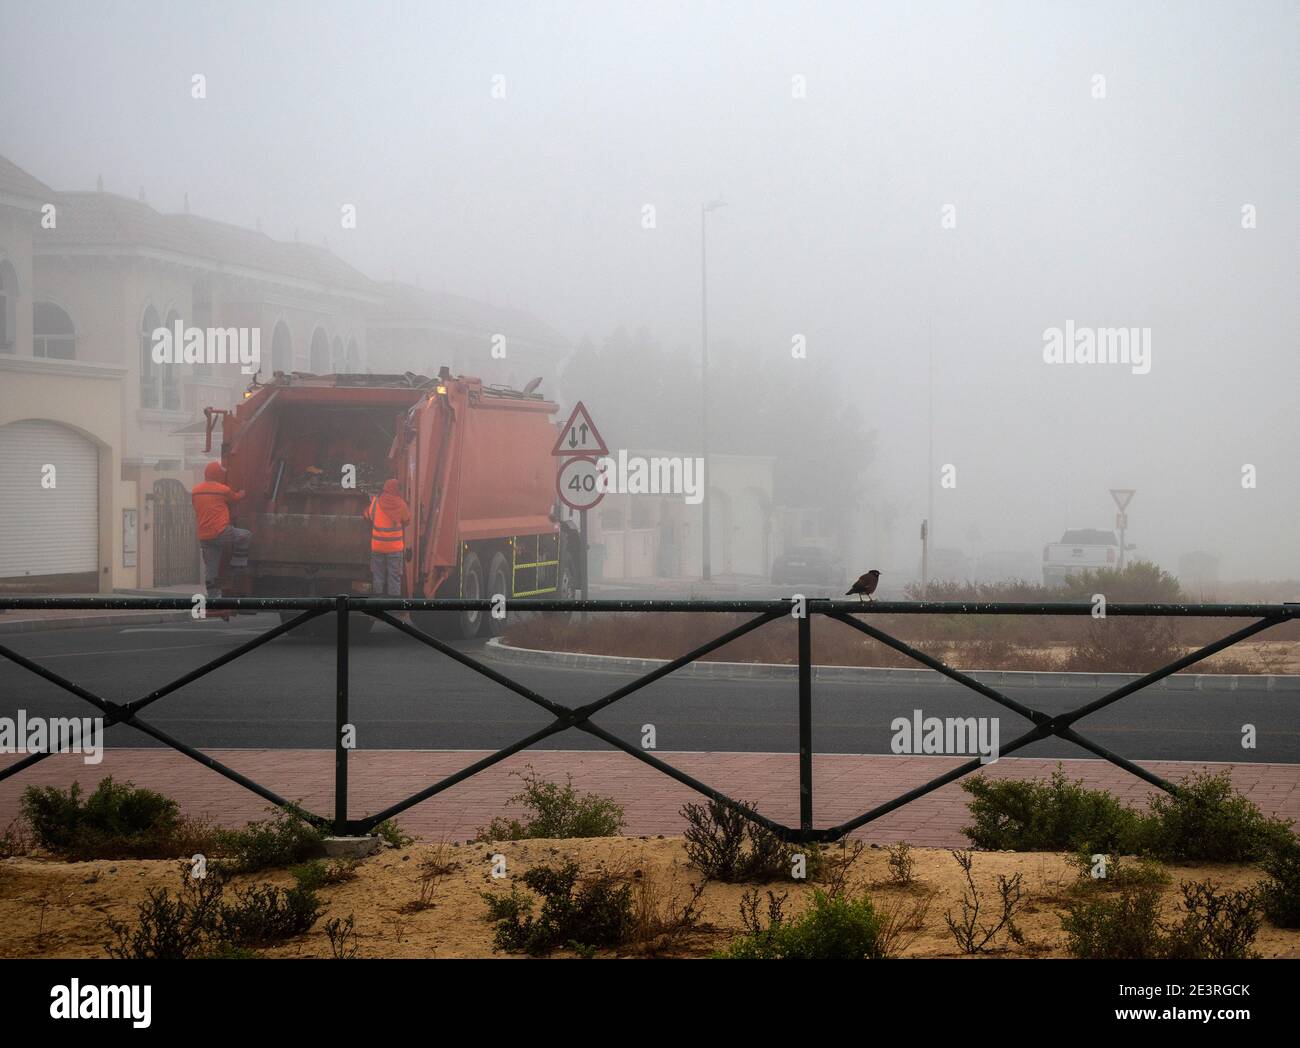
[204, 370, 578, 637]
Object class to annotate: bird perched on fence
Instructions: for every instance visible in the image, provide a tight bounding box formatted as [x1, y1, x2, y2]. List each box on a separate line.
[846, 569, 881, 603]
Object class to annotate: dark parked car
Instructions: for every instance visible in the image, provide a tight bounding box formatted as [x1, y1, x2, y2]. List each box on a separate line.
[771, 546, 843, 586]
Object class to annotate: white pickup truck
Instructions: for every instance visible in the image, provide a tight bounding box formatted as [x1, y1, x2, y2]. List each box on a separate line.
[1043, 528, 1120, 588]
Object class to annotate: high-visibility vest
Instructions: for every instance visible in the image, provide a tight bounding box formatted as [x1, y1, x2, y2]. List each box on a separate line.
[365, 498, 405, 553]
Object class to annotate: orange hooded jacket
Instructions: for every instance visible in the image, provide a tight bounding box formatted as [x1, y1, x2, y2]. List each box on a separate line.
[364, 479, 410, 553]
[191, 462, 245, 541]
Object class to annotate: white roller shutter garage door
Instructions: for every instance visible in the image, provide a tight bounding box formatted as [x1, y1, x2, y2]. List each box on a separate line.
[0, 420, 100, 580]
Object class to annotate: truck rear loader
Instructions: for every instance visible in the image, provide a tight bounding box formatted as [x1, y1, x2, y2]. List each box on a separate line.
[204, 371, 578, 637]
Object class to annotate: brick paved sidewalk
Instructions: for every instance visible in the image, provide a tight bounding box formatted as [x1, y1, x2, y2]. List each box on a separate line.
[3, 750, 1298, 846]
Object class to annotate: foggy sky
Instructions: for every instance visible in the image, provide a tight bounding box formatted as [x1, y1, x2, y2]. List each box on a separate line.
[5, 0, 1297, 579]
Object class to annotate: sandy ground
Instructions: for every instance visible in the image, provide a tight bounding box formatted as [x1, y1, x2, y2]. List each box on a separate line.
[3, 837, 1298, 959]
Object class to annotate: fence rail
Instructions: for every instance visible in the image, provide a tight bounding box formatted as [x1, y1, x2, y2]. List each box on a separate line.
[1, 595, 1297, 843]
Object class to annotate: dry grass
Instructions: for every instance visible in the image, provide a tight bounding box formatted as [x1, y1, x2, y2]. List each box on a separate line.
[0, 818, 33, 860]
[506, 607, 1300, 674]
[875, 887, 940, 958]
[397, 840, 461, 914]
[625, 855, 710, 956]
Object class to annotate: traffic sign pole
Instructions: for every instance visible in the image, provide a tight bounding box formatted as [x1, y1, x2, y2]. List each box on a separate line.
[579, 507, 589, 619]
[554, 403, 606, 615]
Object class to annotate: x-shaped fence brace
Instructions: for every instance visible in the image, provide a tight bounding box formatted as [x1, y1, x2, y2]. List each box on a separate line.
[0, 597, 1295, 843]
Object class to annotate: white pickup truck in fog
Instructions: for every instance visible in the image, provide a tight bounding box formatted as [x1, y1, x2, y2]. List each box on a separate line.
[1043, 529, 1120, 588]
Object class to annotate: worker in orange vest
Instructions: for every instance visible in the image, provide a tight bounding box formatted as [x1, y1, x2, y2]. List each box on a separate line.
[191, 461, 250, 598]
[364, 478, 411, 597]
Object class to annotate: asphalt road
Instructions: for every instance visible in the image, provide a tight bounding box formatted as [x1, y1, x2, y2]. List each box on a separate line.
[0, 616, 1295, 763]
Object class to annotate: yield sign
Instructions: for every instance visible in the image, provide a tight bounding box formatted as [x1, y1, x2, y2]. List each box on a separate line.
[552, 400, 608, 456]
[1109, 488, 1136, 511]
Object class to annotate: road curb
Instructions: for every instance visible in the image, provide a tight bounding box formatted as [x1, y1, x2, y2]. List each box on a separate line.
[0, 611, 193, 635]
[485, 638, 1300, 691]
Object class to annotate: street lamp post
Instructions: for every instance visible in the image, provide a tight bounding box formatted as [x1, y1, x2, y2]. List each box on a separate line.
[701, 199, 725, 582]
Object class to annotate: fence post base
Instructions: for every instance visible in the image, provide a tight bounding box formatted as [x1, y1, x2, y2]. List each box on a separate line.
[322, 836, 381, 859]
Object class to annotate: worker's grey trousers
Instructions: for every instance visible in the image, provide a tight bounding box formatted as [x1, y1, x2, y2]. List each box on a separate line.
[200, 526, 251, 598]
[371, 552, 403, 596]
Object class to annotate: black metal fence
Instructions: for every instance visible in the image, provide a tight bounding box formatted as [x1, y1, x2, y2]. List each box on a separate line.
[1, 596, 1296, 843]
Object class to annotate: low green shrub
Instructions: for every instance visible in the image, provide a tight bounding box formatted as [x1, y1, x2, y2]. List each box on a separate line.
[481, 860, 632, 956]
[372, 819, 414, 849]
[1134, 772, 1294, 863]
[1162, 880, 1261, 960]
[1060, 884, 1167, 959]
[476, 767, 624, 841]
[290, 858, 359, 892]
[215, 808, 323, 873]
[965, 768, 1296, 864]
[681, 798, 824, 883]
[962, 769, 1139, 852]
[21, 778, 208, 860]
[1061, 879, 1262, 959]
[105, 863, 229, 960]
[216, 883, 322, 948]
[1258, 839, 1300, 928]
[23, 781, 331, 869]
[104, 861, 321, 958]
[719, 889, 887, 959]
[1067, 850, 1170, 893]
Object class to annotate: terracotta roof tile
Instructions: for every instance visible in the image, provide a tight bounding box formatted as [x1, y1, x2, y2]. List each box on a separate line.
[38, 191, 372, 291]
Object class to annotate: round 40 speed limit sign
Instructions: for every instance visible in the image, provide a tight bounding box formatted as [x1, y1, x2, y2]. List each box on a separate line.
[556, 455, 605, 511]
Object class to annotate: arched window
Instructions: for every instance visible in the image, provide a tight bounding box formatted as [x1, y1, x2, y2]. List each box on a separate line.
[309, 328, 329, 373]
[191, 279, 213, 377]
[0, 260, 17, 353]
[331, 335, 345, 373]
[345, 337, 360, 372]
[33, 302, 76, 359]
[271, 320, 293, 374]
[140, 306, 161, 407]
[161, 310, 181, 409]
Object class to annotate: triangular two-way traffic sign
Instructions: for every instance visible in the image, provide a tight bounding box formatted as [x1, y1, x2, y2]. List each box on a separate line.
[552, 400, 609, 456]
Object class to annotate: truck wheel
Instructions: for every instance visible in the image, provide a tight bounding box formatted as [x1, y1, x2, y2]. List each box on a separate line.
[457, 552, 486, 640]
[483, 552, 511, 637]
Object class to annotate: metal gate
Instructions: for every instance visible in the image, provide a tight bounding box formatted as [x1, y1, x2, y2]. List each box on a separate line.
[151, 479, 198, 586]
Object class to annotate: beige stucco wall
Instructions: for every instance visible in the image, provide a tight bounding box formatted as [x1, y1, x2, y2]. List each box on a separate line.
[35, 256, 374, 467]
[0, 358, 127, 593]
[36, 256, 198, 466]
